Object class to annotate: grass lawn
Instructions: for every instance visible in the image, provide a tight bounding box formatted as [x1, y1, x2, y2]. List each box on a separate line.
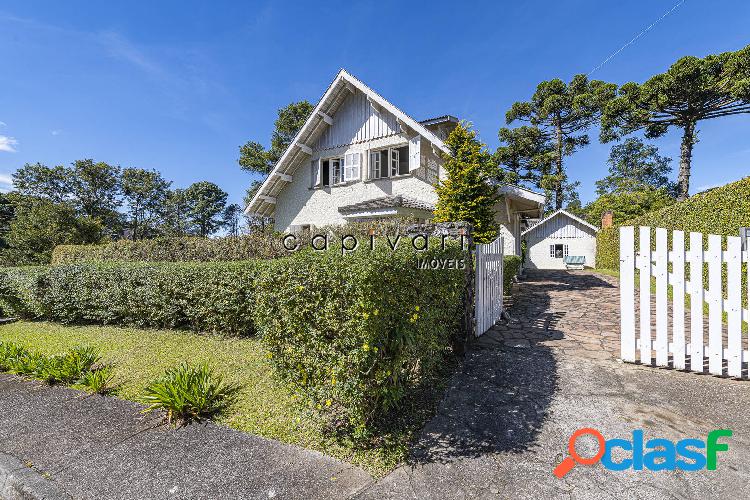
[0, 320, 429, 476]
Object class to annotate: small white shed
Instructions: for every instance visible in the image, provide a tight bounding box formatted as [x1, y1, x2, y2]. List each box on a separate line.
[522, 210, 599, 270]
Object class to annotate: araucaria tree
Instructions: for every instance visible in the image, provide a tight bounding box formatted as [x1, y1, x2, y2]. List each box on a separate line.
[433, 122, 499, 243]
[601, 44, 750, 201]
[505, 75, 616, 209]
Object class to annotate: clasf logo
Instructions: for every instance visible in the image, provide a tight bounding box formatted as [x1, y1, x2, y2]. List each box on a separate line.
[553, 428, 732, 478]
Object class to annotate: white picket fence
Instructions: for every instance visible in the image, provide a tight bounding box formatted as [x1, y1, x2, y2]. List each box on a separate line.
[620, 226, 750, 378]
[475, 236, 504, 336]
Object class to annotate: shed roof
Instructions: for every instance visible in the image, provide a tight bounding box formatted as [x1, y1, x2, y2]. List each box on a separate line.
[521, 209, 599, 236]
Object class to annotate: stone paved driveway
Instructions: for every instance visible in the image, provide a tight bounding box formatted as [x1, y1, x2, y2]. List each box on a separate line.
[359, 270, 750, 500]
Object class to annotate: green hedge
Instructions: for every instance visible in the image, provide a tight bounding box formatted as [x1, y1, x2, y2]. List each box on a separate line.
[0, 262, 258, 335]
[596, 176, 750, 270]
[596, 227, 619, 270]
[52, 235, 287, 264]
[253, 244, 465, 437]
[503, 255, 522, 295]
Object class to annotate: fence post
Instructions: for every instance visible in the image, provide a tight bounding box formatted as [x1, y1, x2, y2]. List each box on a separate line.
[655, 228, 668, 366]
[672, 230, 686, 370]
[726, 236, 742, 377]
[708, 234, 723, 375]
[639, 227, 652, 365]
[620, 227, 636, 362]
[689, 232, 704, 372]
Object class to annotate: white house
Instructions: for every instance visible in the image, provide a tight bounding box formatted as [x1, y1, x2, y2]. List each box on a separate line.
[522, 209, 599, 270]
[245, 69, 545, 257]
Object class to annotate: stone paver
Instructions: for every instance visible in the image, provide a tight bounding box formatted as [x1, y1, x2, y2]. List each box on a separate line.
[358, 270, 750, 500]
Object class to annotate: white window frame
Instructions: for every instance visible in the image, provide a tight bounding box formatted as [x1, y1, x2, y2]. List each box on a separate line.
[368, 144, 411, 180]
[550, 243, 569, 258]
[390, 148, 399, 177]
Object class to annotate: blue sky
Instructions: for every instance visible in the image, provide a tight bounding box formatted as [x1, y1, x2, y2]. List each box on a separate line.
[1, 0, 749, 206]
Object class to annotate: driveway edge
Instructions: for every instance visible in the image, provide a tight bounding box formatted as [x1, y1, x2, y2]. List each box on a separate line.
[0, 452, 71, 500]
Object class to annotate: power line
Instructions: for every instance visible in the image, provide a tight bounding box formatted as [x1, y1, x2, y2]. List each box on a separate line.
[587, 0, 686, 76]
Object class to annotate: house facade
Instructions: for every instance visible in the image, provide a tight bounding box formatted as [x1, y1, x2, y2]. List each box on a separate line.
[522, 209, 599, 269]
[245, 69, 545, 256]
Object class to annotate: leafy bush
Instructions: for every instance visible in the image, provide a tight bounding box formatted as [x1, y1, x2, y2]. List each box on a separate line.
[51, 219, 422, 265]
[52, 234, 286, 264]
[503, 255, 522, 295]
[0, 261, 258, 335]
[595, 226, 619, 270]
[253, 243, 465, 438]
[0, 341, 106, 386]
[596, 176, 750, 269]
[78, 365, 115, 394]
[141, 362, 240, 424]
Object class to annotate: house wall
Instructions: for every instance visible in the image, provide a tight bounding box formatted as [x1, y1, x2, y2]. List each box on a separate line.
[492, 199, 517, 256]
[524, 215, 597, 269]
[274, 134, 441, 232]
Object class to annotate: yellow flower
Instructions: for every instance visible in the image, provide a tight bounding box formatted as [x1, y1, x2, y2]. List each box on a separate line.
[325, 399, 332, 407]
[373, 346, 378, 353]
[331, 377, 337, 385]
[414, 305, 420, 312]
[266, 352, 273, 359]
[373, 309, 379, 316]
[297, 285, 305, 292]
[316, 403, 322, 410]
[363, 312, 370, 319]
[362, 343, 370, 351]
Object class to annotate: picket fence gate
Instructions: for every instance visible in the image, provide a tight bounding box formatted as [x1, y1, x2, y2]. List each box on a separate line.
[619, 226, 750, 378]
[475, 236, 504, 336]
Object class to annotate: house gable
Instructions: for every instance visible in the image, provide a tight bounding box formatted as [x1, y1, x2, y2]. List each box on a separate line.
[245, 69, 449, 219]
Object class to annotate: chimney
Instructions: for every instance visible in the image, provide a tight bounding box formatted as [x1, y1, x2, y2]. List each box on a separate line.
[601, 211, 613, 229]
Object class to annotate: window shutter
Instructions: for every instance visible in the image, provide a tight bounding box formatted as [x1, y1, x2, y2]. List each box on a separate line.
[409, 135, 421, 171]
[564, 245, 569, 256]
[310, 159, 320, 188]
[549, 245, 554, 258]
[354, 152, 361, 180]
[363, 150, 370, 180]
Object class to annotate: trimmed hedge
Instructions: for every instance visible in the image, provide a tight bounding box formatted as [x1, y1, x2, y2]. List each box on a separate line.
[503, 255, 522, 295]
[595, 227, 619, 271]
[596, 176, 750, 269]
[0, 262, 258, 335]
[52, 235, 287, 264]
[253, 244, 465, 437]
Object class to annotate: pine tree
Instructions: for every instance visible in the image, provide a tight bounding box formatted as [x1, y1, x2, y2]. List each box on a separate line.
[433, 122, 499, 243]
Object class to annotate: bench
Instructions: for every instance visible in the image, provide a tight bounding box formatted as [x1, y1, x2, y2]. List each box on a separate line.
[564, 255, 586, 270]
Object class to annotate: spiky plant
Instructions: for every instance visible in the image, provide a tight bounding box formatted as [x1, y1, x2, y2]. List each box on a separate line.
[141, 362, 240, 425]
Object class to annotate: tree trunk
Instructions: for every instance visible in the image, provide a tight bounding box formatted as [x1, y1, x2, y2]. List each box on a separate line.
[677, 121, 696, 202]
[555, 123, 564, 210]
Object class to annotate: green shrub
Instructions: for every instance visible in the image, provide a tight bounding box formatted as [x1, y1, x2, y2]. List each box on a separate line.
[78, 365, 115, 394]
[253, 243, 465, 438]
[595, 227, 619, 270]
[503, 255, 522, 295]
[141, 362, 240, 424]
[52, 234, 287, 265]
[596, 176, 750, 270]
[0, 341, 105, 386]
[0, 261, 259, 335]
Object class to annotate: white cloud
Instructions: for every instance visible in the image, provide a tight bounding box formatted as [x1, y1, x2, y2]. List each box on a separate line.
[0, 173, 13, 193]
[0, 121, 6, 127]
[0, 135, 18, 153]
[51, 129, 62, 136]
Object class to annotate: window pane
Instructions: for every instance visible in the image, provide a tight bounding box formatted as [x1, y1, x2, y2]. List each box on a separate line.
[322, 160, 330, 186]
[380, 150, 389, 177]
[390, 148, 399, 176]
[397, 146, 409, 175]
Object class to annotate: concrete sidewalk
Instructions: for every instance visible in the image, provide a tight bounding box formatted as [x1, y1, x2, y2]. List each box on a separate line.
[0, 374, 372, 499]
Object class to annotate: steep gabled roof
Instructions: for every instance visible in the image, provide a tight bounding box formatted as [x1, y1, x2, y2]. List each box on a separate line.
[245, 69, 450, 217]
[521, 209, 599, 236]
